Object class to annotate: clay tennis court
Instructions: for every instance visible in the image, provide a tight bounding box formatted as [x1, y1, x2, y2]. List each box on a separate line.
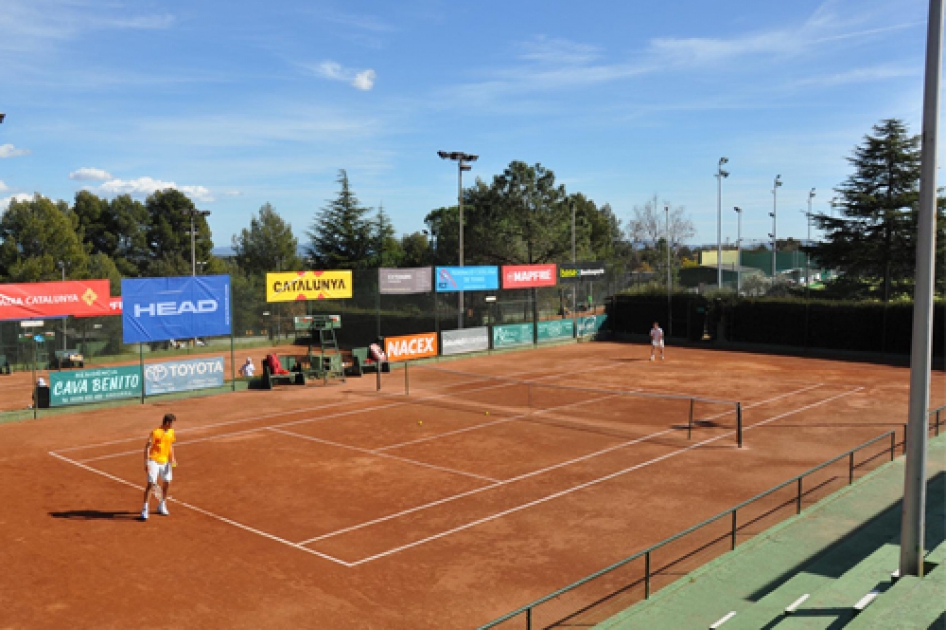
[1, 341, 941, 629]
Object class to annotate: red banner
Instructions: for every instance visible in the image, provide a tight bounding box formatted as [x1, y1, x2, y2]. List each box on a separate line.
[0, 280, 115, 320]
[502, 264, 558, 289]
[74, 296, 122, 318]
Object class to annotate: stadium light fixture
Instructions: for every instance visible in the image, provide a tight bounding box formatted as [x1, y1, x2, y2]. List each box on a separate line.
[771, 175, 782, 279]
[437, 150, 478, 328]
[0, 113, 5, 124]
[184, 209, 211, 277]
[716, 158, 729, 289]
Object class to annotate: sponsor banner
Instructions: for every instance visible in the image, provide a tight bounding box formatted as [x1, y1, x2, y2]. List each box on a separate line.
[379, 267, 432, 295]
[0, 280, 113, 321]
[75, 296, 122, 318]
[266, 271, 352, 302]
[122, 275, 232, 344]
[441, 327, 490, 356]
[50, 365, 142, 407]
[144, 356, 225, 396]
[384, 332, 438, 362]
[558, 262, 607, 284]
[578, 314, 609, 337]
[502, 264, 558, 289]
[493, 323, 534, 348]
[435, 266, 500, 293]
[537, 319, 575, 342]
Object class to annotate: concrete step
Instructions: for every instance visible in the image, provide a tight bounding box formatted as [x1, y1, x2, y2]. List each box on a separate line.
[844, 562, 945, 630]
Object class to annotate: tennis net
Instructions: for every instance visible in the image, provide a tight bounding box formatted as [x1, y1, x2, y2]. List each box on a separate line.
[395, 363, 744, 446]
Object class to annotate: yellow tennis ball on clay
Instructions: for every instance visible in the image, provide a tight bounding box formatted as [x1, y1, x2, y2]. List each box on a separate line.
[418, 421, 423, 426]
[485, 411, 490, 415]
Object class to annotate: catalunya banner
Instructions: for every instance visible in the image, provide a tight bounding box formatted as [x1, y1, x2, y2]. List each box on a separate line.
[502, 264, 557, 289]
[558, 262, 607, 284]
[122, 275, 232, 344]
[435, 266, 499, 292]
[384, 332, 438, 362]
[266, 271, 353, 302]
[74, 296, 122, 318]
[0, 280, 113, 321]
[379, 267, 432, 295]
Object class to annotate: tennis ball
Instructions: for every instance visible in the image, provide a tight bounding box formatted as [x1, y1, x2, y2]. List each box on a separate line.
[418, 421, 423, 426]
[485, 411, 490, 415]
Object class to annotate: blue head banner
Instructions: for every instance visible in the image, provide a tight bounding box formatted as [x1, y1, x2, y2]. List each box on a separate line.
[122, 275, 231, 344]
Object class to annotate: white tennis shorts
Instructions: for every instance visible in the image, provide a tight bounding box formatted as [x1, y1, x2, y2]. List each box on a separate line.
[147, 460, 173, 484]
[652, 340, 665, 349]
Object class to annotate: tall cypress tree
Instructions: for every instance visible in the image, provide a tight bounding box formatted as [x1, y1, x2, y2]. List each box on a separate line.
[811, 119, 922, 301]
[306, 170, 373, 268]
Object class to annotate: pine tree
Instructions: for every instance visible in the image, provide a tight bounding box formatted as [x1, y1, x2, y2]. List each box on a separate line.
[811, 119, 922, 301]
[306, 170, 373, 268]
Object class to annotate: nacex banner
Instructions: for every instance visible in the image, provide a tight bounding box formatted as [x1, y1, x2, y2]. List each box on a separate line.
[121, 276, 232, 344]
[384, 332, 438, 362]
[0, 280, 113, 321]
[502, 264, 557, 289]
[267, 271, 353, 302]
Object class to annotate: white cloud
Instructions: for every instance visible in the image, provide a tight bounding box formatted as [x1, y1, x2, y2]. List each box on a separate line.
[69, 167, 112, 181]
[223, 190, 243, 197]
[0, 181, 8, 193]
[96, 177, 215, 202]
[352, 69, 376, 91]
[311, 60, 377, 91]
[0, 144, 30, 158]
[1, 193, 32, 210]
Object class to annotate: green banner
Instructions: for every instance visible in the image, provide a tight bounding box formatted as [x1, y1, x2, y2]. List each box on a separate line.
[50, 365, 142, 407]
[578, 314, 609, 337]
[492, 323, 534, 348]
[537, 319, 574, 342]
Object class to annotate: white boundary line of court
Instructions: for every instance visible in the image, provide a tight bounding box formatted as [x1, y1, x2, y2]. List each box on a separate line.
[339, 386, 863, 566]
[297, 382, 827, 545]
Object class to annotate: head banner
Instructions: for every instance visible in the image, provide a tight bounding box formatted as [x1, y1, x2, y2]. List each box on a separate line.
[502, 264, 557, 289]
[266, 271, 353, 302]
[121, 275, 232, 344]
[558, 262, 607, 284]
[435, 266, 499, 292]
[379, 267, 432, 295]
[0, 280, 113, 321]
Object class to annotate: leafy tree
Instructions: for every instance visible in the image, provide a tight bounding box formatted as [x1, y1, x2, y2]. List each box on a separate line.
[810, 119, 945, 300]
[144, 189, 215, 277]
[399, 232, 432, 267]
[72, 191, 150, 277]
[423, 206, 459, 266]
[0, 195, 90, 282]
[232, 203, 301, 276]
[307, 170, 373, 269]
[370, 203, 401, 267]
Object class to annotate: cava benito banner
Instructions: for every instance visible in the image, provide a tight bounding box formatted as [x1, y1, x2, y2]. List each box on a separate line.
[502, 264, 558, 289]
[0, 280, 114, 321]
[50, 365, 142, 407]
[122, 275, 232, 344]
[379, 267, 432, 295]
[266, 271, 353, 302]
[558, 262, 607, 283]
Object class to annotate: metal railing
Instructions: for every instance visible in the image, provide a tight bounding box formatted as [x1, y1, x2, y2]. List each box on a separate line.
[477, 428, 911, 629]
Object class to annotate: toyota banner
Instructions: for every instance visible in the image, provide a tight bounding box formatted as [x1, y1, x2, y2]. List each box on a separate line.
[121, 275, 232, 344]
[145, 357, 225, 396]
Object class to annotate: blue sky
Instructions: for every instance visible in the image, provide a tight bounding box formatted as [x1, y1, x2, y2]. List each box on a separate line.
[0, 0, 934, 251]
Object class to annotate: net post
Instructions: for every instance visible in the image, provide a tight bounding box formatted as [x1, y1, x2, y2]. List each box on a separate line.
[849, 451, 855, 484]
[376, 361, 382, 392]
[405, 360, 410, 396]
[687, 398, 694, 440]
[526, 607, 532, 630]
[736, 402, 743, 448]
[644, 551, 651, 599]
[796, 477, 803, 514]
[139, 343, 145, 404]
[731, 510, 737, 550]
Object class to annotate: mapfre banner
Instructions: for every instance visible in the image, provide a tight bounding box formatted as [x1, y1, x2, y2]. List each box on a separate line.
[502, 264, 557, 289]
[266, 271, 353, 302]
[0, 280, 113, 320]
[384, 332, 438, 362]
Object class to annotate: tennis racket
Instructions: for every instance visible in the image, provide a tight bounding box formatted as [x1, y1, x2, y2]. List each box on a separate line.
[152, 482, 164, 502]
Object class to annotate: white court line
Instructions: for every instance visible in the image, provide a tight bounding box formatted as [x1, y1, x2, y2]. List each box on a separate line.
[342, 387, 863, 566]
[267, 427, 502, 483]
[54, 363, 615, 455]
[47, 451, 355, 567]
[299, 383, 827, 545]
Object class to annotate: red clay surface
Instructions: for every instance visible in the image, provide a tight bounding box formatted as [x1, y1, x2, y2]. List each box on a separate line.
[1, 341, 943, 629]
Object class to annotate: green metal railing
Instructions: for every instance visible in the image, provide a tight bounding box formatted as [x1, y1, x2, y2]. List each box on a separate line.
[477, 427, 919, 630]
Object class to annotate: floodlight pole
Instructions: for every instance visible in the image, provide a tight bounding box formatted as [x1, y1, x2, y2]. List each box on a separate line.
[572, 200, 577, 332]
[716, 158, 729, 289]
[733, 207, 743, 294]
[665, 205, 672, 335]
[804, 188, 815, 300]
[770, 175, 782, 280]
[901, 0, 943, 579]
[438, 151, 478, 329]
